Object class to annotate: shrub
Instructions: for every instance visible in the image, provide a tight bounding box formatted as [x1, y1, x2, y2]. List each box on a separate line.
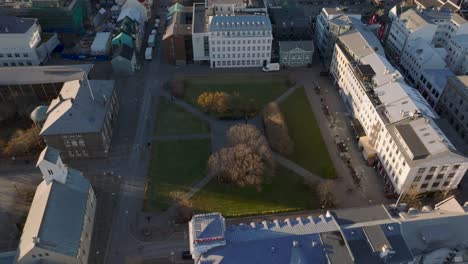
[197, 92, 231, 114]
[2, 126, 44, 157]
[263, 102, 294, 155]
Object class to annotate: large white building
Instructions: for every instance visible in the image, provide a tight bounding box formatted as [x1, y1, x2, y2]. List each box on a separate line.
[0, 16, 59, 67]
[15, 147, 96, 264]
[386, 8, 468, 60]
[192, 0, 272, 68]
[314, 7, 361, 68]
[446, 34, 468, 74]
[330, 24, 468, 195]
[399, 38, 446, 85]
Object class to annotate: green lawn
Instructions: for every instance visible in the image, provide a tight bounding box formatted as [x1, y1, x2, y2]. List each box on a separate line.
[155, 98, 209, 135]
[280, 87, 336, 179]
[190, 166, 319, 217]
[144, 139, 211, 212]
[182, 74, 292, 115]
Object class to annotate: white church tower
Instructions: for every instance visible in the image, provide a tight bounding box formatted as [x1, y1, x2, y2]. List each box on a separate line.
[36, 146, 68, 184]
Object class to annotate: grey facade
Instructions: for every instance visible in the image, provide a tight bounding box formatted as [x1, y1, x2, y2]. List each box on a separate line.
[279, 41, 314, 67]
[40, 79, 119, 159]
[436, 76, 468, 145]
[270, 7, 311, 41]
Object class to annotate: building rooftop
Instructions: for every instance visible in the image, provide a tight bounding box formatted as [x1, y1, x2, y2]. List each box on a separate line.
[279, 41, 314, 52]
[191, 213, 225, 244]
[209, 15, 271, 32]
[451, 12, 468, 25]
[337, 17, 384, 59]
[0, 16, 36, 34]
[0, 65, 93, 85]
[206, 0, 245, 6]
[415, 0, 443, 9]
[36, 147, 61, 166]
[423, 68, 454, 92]
[405, 39, 446, 69]
[17, 167, 90, 259]
[400, 9, 430, 32]
[40, 79, 115, 136]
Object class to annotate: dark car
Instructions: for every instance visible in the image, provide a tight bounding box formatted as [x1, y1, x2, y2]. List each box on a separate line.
[182, 250, 192, 260]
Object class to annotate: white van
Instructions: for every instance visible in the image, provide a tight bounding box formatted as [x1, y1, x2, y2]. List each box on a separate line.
[262, 63, 280, 72]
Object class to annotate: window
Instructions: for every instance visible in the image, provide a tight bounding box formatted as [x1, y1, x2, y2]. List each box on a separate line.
[436, 174, 444, 179]
[83, 150, 88, 157]
[453, 164, 460, 170]
[71, 140, 78, 147]
[14, 53, 20, 57]
[448, 172, 455, 178]
[48, 169, 54, 175]
[425, 174, 433, 180]
[432, 182, 440, 188]
[7, 53, 12, 57]
[45, 253, 49, 256]
[23, 53, 29, 57]
[68, 150, 75, 157]
[417, 168, 425, 173]
[429, 166, 437, 172]
[414, 176, 421, 182]
[443, 181, 450, 186]
[32, 255, 36, 258]
[38, 254, 43, 257]
[421, 183, 428, 189]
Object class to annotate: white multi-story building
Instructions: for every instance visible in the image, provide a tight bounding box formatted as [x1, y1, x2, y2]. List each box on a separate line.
[192, 0, 272, 68]
[446, 34, 468, 74]
[416, 68, 454, 107]
[386, 9, 437, 60]
[399, 38, 447, 85]
[314, 7, 361, 68]
[386, 8, 468, 60]
[0, 16, 43, 67]
[0, 16, 59, 67]
[330, 25, 468, 195]
[208, 15, 272, 68]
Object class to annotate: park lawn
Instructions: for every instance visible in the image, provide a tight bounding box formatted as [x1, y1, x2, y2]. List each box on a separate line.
[190, 166, 319, 217]
[183, 74, 291, 113]
[280, 87, 336, 179]
[155, 98, 209, 135]
[143, 139, 211, 212]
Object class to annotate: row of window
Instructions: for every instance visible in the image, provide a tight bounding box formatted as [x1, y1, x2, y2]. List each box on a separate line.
[212, 53, 270, 59]
[211, 45, 270, 52]
[1, 61, 33, 67]
[211, 30, 271, 37]
[215, 60, 263, 67]
[64, 139, 86, 148]
[68, 149, 89, 157]
[0, 53, 29, 58]
[211, 39, 270, 45]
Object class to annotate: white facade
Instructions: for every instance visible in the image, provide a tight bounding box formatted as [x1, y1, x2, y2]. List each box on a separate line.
[208, 16, 272, 68]
[386, 9, 437, 59]
[0, 17, 42, 67]
[330, 26, 468, 195]
[399, 38, 446, 85]
[446, 35, 468, 74]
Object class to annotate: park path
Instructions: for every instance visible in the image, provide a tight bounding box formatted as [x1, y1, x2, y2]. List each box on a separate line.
[272, 153, 323, 183]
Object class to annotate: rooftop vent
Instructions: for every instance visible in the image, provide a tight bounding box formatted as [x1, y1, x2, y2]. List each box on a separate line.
[408, 207, 420, 215]
[32, 237, 40, 244]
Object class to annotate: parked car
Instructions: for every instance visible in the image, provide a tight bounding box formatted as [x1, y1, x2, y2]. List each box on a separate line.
[262, 63, 280, 72]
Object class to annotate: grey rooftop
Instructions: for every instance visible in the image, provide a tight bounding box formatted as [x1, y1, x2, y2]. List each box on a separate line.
[279, 41, 314, 52]
[40, 79, 115, 135]
[0, 16, 36, 34]
[0, 65, 93, 85]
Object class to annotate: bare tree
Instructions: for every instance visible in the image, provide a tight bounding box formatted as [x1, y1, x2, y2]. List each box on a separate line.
[263, 102, 294, 155]
[2, 126, 44, 157]
[208, 125, 275, 188]
[317, 180, 336, 208]
[209, 144, 265, 187]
